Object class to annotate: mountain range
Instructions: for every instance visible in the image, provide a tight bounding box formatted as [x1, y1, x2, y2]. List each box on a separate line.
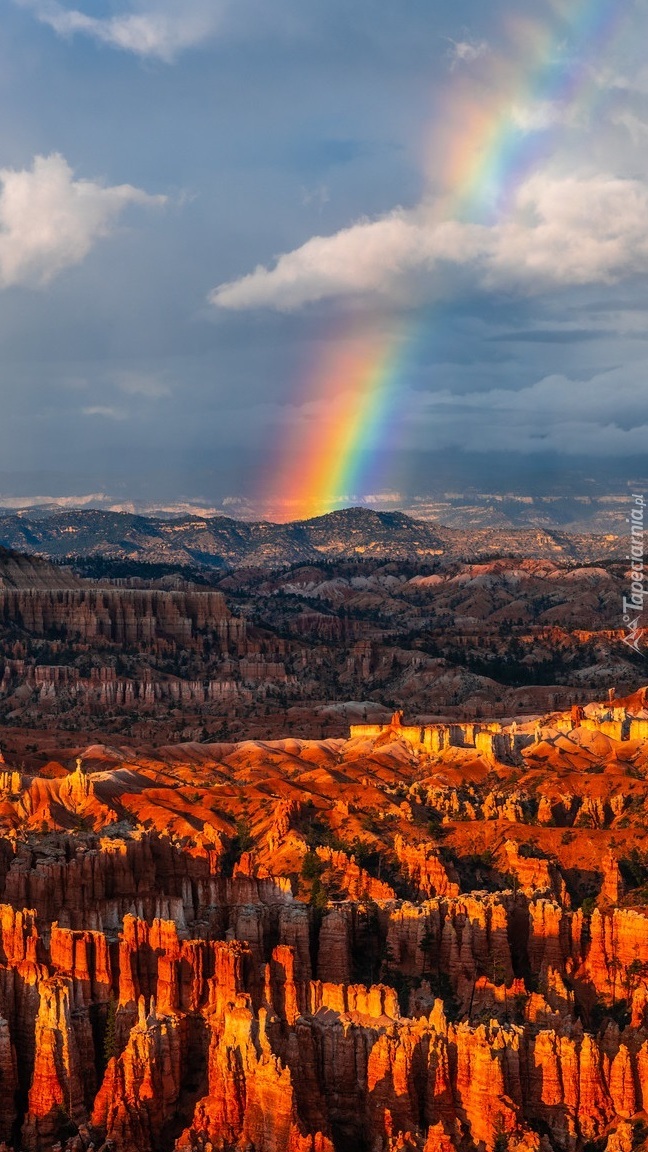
[0, 506, 626, 570]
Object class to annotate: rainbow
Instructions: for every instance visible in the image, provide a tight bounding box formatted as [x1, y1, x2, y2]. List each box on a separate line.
[433, 0, 626, 221]
[265, 324, 411, 522]
[268, 0, 627, 522]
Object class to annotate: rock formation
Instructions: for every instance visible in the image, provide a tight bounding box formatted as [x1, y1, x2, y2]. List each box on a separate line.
[0, 691, 644, 1148]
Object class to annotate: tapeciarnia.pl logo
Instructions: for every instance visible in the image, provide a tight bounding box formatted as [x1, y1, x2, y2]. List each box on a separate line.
[622, 493, 646, 655]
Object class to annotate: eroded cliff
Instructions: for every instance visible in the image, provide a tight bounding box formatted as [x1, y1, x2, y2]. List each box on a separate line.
[0, 693, 645, 1149]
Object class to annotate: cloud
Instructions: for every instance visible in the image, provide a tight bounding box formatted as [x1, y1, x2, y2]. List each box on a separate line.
[446, 39, 489, 68]
[400, 363, 648, 456]
[211, 171, 648, 310]
[115, 370, 171, 398]
[509, 100, 563, 132]
[300, 184, 331, 211]
[611, 108, 648, 144]
[0, 153, 165, 289]
[81, 405, 127, 420]
[15, 0, 225, 62]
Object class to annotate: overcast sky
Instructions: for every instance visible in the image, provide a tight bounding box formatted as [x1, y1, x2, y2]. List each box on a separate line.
[1, 0, 648, 511]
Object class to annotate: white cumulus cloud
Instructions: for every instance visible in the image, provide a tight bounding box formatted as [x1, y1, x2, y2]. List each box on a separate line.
[0, 153, 165, 289]
[211, 171, 648, 310]
[15, 0, 225, 62]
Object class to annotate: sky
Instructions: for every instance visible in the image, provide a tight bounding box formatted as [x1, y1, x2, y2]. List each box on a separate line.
[1, 0, 648, 518]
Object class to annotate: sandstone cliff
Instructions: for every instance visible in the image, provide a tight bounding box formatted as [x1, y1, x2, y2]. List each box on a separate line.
[0, 694, 645, 1149]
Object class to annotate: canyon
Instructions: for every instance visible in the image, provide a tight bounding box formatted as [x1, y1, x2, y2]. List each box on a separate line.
[1, 526, 647, 1150]
[0, 692, 645, 1148]
[0, 544, 643, 738]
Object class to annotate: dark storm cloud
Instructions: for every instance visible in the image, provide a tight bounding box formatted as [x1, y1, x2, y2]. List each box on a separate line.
[0, 0, 647, 506]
